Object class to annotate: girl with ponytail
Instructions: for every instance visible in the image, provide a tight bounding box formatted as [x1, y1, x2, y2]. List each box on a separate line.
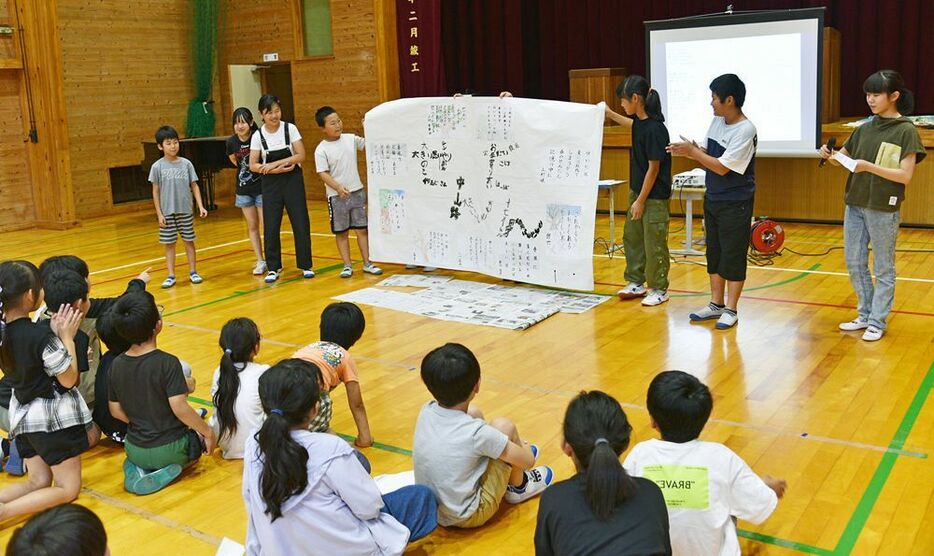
[606, 75, 674, 308]
[535, 391, 671, 555]
[209, 317, 267, 459]
[244, 359, 437, 554]
[819, 69, 925, 342]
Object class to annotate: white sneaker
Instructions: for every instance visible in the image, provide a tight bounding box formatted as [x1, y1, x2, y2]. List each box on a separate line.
[252, 260, 267, 275]
[422, 266, 437, 272]
[504, 466, 554, 504]
[264, 270, 280, 283]
[362, 263, 383, 275]
[839, 318, 870, 331]
[715, 310, 738, 330]
[642, 289, 669, 306]
[862, 326, 884, 342]
[340, 266, 353, 278]
[690, 302, 724, 321]
[618, 282, 647, 300]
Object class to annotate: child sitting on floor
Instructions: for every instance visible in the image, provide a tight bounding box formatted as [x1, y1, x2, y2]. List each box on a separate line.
[292, 302, 373, 447]
[243, 359, 436, 555]
[623, 370, 787, 556]
[413, 342, 554, 528]
[107, 291, 216, 495]
[0, 260, 99, 521]
[210, 317, 269, 459]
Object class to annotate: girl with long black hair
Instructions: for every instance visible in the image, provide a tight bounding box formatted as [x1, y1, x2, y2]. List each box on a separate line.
[209, 317, 268, 459]
[535, 391, 671, 555]
[243, 359, 437, 554]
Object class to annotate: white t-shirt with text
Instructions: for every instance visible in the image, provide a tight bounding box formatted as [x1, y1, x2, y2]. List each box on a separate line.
[623, 438, 778, 556]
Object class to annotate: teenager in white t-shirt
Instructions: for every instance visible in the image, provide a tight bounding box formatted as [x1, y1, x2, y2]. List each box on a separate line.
[668, 74, 758, 330]
[313, 106, 382, 279]
[623, 371, 786, 556]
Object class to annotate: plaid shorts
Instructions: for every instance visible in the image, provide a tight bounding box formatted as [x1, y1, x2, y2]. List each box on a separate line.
[159, 213, 196, 244]
[328, 189, 368, 234]
[307, 391, 333, 432]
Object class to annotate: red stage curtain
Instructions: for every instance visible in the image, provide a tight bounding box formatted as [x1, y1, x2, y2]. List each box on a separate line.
[436, 0, 933, 116]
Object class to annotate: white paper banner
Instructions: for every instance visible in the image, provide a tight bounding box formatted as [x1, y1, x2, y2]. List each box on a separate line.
[364, 96, 604, 291]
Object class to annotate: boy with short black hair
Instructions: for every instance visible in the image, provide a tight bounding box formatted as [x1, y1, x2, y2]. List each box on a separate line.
[668, 74, 757, 330]
[292, 302, 373, 447]
[149, 125, 208, 289]
[623, 370, 786, 556]
[413, 343, 553, 528]
[108, 291, 215, 495]
[313, 106, 382, 279]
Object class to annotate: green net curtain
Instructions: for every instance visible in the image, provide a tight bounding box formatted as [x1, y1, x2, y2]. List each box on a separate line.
[186, 0, 219, 137]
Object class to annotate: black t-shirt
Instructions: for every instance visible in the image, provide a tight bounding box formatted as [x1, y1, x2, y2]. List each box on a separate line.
[0, 318, 59, 407]
[226, 133, 262, 197]
[630, 117, 672, 200]
[535, 474, 672, 556]
[108, 349, 189, 448]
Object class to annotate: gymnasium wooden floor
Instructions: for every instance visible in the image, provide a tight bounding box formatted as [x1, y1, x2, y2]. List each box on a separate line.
[1, 202, 932, 555]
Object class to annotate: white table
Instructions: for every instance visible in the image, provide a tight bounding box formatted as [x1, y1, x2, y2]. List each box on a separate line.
[597, 179, 626, 254]
[671, 186, 706, 256]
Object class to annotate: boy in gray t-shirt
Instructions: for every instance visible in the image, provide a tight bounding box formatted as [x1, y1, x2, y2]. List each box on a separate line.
[148, 126, 208, 289]
[413, 343, 554, 528]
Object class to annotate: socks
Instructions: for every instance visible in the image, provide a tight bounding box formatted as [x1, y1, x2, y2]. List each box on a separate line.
[513, 472, 529, 491]
[723, 307, 737, 316]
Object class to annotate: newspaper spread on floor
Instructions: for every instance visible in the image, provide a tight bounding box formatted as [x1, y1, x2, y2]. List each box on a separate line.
[334, 275, 610, 330]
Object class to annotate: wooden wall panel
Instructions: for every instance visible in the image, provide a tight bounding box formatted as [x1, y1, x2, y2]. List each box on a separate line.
[0, 70, 34, 231]
[56, 0, 194, 219]
[0, 0, 16, 60]
[219, 0, 382, 202]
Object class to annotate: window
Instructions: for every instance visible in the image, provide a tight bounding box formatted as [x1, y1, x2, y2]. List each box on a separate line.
[300, 0, 333, 57]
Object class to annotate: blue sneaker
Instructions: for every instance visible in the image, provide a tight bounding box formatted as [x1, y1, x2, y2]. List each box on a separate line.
[529, 443, 539, 462]
[504, 466, 554, 503]
[129, 463, 183, 495]
[5, 438, 25, 476]
[123, 459, 146, 492]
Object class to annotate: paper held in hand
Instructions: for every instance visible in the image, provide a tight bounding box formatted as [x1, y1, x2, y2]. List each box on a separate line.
[832, 151, 858, 173]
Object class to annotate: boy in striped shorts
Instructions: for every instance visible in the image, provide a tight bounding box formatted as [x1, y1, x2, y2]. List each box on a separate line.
[149, 126, 208, 288]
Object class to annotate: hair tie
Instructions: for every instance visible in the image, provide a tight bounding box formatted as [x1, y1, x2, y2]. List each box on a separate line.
[270, 409, 284, 416]
[224, 348, 232, 355]
[594, 438, 609, 447]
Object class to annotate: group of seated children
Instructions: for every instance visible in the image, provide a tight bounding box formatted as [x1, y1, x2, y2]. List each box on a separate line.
[0, 253, 786, 555]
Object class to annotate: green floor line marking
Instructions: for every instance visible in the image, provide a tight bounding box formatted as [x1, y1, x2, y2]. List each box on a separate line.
[336, 433, 414, 457]
[163, 262, 346, 317]
[737, 530, 833, 555]
[186, 396, 413, 457]
[669, 263, 821, 298]
[832, 361, 934, 555]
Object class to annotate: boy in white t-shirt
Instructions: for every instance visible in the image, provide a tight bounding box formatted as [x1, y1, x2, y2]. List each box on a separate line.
[313, 106, 382, 279]
[623, 371, 786, 556]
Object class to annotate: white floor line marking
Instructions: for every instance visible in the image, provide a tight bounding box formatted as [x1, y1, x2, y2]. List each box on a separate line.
[88, 236, 934, 285]
[480, 377, 926, 458]
[81, 487, 222, 546]
[164, 322, 924, 458]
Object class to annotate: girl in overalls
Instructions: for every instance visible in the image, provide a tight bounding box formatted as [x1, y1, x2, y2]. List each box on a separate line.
[249, 94, 314, 283]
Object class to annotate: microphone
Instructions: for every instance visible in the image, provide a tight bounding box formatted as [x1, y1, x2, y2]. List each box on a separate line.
[819, 137, 836, 168]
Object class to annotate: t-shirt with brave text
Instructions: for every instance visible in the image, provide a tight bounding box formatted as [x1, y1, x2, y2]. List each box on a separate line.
[623, 438, 778, 556]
